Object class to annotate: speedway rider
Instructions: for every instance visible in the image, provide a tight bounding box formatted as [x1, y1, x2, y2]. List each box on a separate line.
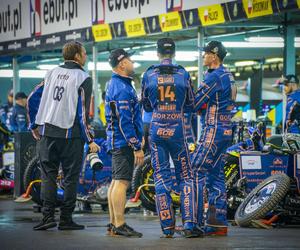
[192, 41, 236, 236]
[279, 74, 300, 133]
[142, 38, 200, 238]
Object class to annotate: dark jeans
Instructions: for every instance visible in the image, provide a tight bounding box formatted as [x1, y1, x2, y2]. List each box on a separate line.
[38, 136, 84, 220]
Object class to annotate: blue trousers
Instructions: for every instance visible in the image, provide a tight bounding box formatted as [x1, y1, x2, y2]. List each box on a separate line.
[192, 126, 232, 227]
[150, 122, 196, 234]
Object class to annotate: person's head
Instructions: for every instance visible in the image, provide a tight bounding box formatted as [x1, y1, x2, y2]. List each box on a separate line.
[7, 89, 13, 105]
[280, 75, 299, 95]
[101, 91, 106, 101]
[108, 49, 135, 77]
[157, 37, 175, 60]
[62, 41, 87, 67]
[202, 40, 227, 68]
[15, 92, 27, 107]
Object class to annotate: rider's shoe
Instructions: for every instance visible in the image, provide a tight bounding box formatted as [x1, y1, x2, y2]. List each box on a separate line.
[204, 226, 228, 236]
[106, 223, 116, 236]
[58, 219, 85, 230]
[33, 215, 57, 230]
[113, 223, 143, 237]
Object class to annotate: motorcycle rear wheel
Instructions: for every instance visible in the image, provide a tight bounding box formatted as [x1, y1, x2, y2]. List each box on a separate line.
[131, 155, 157, 212]
[23, 156, 43, 206]
[235, 173, 290, 227]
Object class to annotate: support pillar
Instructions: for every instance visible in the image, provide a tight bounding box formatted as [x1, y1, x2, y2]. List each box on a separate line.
[12, 56, 20, 105]
[282, 19, 296, 130]
[197, 27, 204, 141]
[92, 44, 100, 121]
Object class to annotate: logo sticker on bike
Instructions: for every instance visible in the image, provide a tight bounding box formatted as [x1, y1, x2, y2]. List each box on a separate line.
[241, 155, 262, 170]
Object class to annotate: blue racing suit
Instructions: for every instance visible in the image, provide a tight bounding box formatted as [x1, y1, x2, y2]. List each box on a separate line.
[10, 104, 28, 132]
[0, 103, 13, 131]
[285, 89, 300, 133]
[142, 59, 196, 234]
[105, 73, 143, 151]
[192, 65, 236, 228]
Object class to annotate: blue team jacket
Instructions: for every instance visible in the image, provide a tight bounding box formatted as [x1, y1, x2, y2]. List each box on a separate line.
[105, 73, 143, 151]
[285, 89, 300, 133]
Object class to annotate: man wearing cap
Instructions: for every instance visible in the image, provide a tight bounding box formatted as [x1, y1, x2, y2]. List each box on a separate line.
[0, 90, 14, 131]
[192, 40, 236, 236]
[27, 41, 99, 231]
[10, 92, 28, 132]
[105, 48, 144, 237]
[280, 74, 300, 133]
[142, 38, 199, 238]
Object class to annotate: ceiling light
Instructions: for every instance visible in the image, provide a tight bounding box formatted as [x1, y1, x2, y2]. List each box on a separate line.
[265, 58, 283, 63]
[247, 36, 300, 43]
[19, 70, 47, 78]
[0, 70, 13, 77]
[88, 62, 140, 71]
[245, 37, 283, 43]
[223, 42, 284, 48]
[234, 61, 257, 67]
[131, 51, 199, 62]
[37, 64, 59, 70]
[185, 66, 198, 72]
[0, 70, 47, 78]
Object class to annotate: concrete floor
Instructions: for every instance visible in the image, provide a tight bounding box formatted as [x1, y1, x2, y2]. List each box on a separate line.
[1, 195, 300, 250]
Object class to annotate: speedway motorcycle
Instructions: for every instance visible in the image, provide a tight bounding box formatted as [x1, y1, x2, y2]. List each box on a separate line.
[129, 121, 265, 219]
[235, 133, 300, 227]
[18, 138, 112, 211]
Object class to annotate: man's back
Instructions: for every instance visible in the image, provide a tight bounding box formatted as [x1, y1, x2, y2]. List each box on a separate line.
[142, 60, 194, 124]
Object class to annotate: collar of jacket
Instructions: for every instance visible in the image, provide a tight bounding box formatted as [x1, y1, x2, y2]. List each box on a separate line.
[112, 72, 133, 85]
[207, 64, 224, 73]
[62, 61, 84, 71]
[288, 89, 300, 97]
[160, 58, 172, 65]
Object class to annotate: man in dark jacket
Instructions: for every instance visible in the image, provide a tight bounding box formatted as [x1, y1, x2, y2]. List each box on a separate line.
[27, 41, 99, 231]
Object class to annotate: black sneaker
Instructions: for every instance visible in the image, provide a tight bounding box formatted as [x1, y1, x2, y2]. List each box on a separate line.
[113, 223, 143, 237]
[107, 223, 116, 236]
[183, 227, 204, 238]
[58, 220, 85, 230]
[33, 216, 57, 231]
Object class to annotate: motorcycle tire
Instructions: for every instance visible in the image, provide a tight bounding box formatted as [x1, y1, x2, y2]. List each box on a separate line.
[235, 173, 290, 227]
[23, 156, 43, 206]
[131, 155, 156, 212]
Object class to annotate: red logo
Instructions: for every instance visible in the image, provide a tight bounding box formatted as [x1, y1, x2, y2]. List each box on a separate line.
[273, 158, 283, 166]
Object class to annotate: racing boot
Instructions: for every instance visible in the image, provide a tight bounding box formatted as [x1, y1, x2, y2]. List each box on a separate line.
[183, 224, 204, 238]
[204, 226, 228, 236]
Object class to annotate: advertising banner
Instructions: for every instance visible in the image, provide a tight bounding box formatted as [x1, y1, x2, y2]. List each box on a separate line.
[31, 0, 92, 37]
[0, 0, 31, 42]
[240, 152, 289, 191]
[1, 0, 300, 55]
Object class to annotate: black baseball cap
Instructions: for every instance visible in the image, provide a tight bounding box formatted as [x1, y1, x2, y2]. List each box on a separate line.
[108, 49, 134, 68]
[202, 40, 227, 61]
[278, 74, 299, 85]
[157, 37, 175, 55]
[15, 92, 27, 100]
